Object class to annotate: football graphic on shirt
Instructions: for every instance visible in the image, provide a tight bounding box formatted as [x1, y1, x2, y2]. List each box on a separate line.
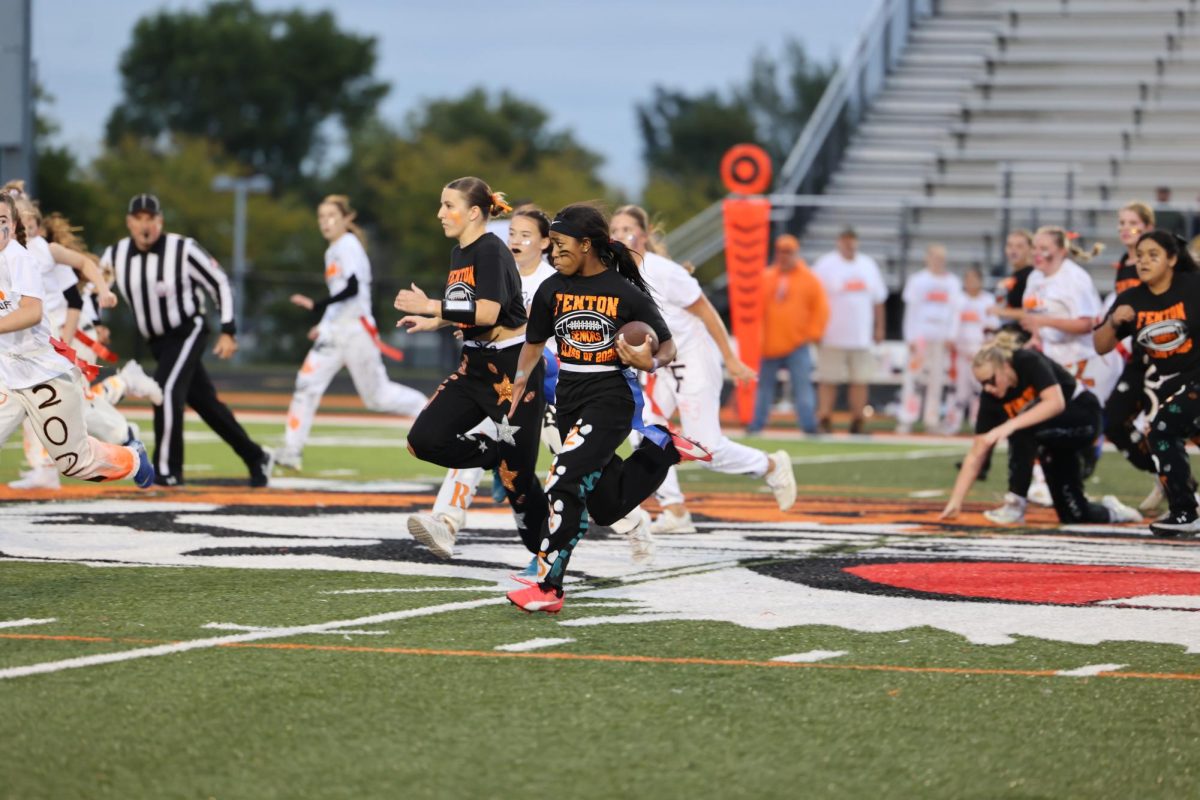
[445, 281, 475, 303]
[1137, 319, 1190, 353]
[555, 311, 617, 353]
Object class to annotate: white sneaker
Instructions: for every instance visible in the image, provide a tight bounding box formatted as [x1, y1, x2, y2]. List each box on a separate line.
[407, 513, 457, 559]
[625, 509, 656, 563]
[651, 508, 697, 534]
[1101, 495, 1142, 524]
[273, 448, 303, 472]
[1139, 482, 1165, 513]
[983, 492, 1027, 525]
[8, 465, 61, 490]
[118, 360, 163, 405]
[765, 450, 797, 511]
[1027, 478, 1053, 507]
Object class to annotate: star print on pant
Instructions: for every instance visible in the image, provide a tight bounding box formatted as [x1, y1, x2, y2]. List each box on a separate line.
[493, 375, 513, 405]
[498, 459, 518, 493]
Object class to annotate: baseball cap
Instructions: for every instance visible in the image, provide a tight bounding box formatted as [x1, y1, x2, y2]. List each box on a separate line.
[775, 234, 800, 253]
[128, 193, 162, 216]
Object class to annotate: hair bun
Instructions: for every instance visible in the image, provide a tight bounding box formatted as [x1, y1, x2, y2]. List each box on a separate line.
[490, 192, 513, 216]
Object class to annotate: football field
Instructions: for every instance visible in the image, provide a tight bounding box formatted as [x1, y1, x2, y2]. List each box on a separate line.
[1, 414, 1197, 799]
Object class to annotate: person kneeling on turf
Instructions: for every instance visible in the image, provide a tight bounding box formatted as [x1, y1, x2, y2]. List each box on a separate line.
[939, 332, 1139, 526]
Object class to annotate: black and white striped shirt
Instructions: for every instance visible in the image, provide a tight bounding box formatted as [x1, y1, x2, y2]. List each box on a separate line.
[101, 233, 236, 339]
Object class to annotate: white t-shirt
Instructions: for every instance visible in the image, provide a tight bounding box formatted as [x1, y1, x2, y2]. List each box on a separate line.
[0, 240, 74, 389]
[901, 269, 962, 343]
[519, 261, 556, 310]
[813, 250, 889, 349]
[641, 251, 707, 352]
[24, 236, 75, 331]
[321, 233, 374, 327]
[953, 291, 998, 351]
[1022, 260, 1101, 365]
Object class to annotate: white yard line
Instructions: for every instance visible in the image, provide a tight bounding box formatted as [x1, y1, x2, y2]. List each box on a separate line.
[1056, 664, 1128, 677]
[494, 638, 575, 652]
[0, 597, 506, 681]
[321, 586, 500, 595]
[201, 623, 390, 636]
[0, 618, 56, 629]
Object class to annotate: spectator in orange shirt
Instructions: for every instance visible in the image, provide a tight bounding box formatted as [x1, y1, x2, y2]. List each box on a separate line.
[748, 235, 829, 434]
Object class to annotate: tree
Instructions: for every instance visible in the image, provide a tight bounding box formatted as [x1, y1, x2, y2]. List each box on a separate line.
[105, 0, 388, 190]
[740, 40, 836, 166]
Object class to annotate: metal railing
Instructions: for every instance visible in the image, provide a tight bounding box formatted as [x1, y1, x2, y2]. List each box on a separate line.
[665, 0, 935, 266]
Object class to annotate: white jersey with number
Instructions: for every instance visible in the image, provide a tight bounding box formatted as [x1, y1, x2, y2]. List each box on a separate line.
[901, 269, 962, 343]
[0, 240, 74, 389]
[321, 233, 374, 328]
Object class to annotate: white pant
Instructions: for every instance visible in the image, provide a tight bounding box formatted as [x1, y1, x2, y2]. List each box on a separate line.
[642, 340, 768, 507]
[283, 321, 426, 455]
[943, 346, 981, 433]
[0, 372, 138, 482]
[897, 339, 950, 430]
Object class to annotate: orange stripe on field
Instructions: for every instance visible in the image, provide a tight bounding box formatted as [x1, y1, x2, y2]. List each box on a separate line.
[3, 632, 1197, 682]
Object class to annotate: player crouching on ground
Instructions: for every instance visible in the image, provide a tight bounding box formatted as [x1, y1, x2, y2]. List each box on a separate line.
[939, 331, 1139, 527]
[0, 193, 153, 488]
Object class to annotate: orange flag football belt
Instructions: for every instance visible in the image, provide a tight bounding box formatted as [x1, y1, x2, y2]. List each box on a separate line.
[50, 337, 100, 382]
[73, 329, 119, 363]
[360, 316, 405, 362]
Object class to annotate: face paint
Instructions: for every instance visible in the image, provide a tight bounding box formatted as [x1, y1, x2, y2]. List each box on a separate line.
[449, 210, 463, 225]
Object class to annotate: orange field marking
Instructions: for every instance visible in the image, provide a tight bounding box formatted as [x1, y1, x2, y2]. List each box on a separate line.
[3, 632, 1197, 683]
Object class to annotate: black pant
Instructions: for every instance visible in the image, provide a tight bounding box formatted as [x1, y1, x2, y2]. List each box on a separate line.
[148, 318, 263, 484]
[1105, 357, 1155, 474]
[1008, 392, 1109, 523]
[1146, 376, 1200, 516]
[407, 343, 546, 550]
[538, 374, 679, 590]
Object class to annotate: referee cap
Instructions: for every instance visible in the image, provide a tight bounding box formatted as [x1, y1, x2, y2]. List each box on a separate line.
[128, 193, 162, 216]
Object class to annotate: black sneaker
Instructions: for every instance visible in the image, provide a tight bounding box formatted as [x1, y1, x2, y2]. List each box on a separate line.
[248, 449, 274, 488]
[1149, 508, 1200, 538]
[153, 474, 182, 488]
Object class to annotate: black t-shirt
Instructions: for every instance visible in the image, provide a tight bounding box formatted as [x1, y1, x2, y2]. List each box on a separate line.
[1105, 271, 1200, 385]
[975, 349, 1077, 434]
[528, 269, 671, 368]
[1001, 265, 1035, 310]
[445, 233, 527, 341]
[1113, 253, 1141, 295]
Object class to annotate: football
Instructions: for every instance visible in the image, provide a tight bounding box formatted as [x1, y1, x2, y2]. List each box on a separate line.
[617, 320, 658, 350]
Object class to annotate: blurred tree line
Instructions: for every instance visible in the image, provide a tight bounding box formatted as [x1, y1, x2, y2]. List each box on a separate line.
[35, 0, 830, 364]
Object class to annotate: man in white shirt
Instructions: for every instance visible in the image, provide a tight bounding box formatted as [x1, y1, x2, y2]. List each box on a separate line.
[812, 228, 888, 433]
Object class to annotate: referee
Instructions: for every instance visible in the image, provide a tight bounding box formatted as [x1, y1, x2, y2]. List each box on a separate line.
[101, 193, 271, 487]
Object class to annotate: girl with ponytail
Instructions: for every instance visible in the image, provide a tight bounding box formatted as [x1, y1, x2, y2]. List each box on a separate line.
[396, 177, 548, 563]
[940, 331, 1139, 527]
[504, 203, 712, 613]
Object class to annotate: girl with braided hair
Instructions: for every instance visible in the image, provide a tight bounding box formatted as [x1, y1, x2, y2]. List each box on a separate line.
[940, 331, 1139, 527]
[504, 203, 710, 613]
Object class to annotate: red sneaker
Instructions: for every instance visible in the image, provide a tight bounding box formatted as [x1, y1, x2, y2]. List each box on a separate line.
[669, 430, 712, 462]
[507, 583, 564, 614]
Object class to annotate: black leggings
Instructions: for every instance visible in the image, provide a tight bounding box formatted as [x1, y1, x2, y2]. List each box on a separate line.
[1008, 392, 1109, 523]
[1105, 356, 1156, 474]
[1147, 376, 1200, 517]
[407, 343, 546, 550]
[537, 382, 678, 590]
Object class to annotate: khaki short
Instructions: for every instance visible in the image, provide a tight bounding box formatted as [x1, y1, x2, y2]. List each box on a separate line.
[816, 346, 875, 384]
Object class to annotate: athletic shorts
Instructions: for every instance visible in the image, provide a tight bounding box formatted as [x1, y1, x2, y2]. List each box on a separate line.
[816, 346, 875, 384]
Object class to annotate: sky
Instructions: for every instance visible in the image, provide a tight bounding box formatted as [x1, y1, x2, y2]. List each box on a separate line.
[32, 0, 876, 194]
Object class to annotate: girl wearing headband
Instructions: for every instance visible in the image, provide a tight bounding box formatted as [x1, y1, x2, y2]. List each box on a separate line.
[503, 203, 711, 614]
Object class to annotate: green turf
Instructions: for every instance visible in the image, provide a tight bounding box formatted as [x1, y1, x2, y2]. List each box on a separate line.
[1, 563, 1197, 799]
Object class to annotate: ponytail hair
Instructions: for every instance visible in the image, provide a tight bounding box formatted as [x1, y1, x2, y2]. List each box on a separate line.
[1136, 229, 1199, 274]
[612, 204, 669, 257]
[446, 176, 511, 219]
[320, 194, 367, 247]
[0, 193, 28, 246]
[972, 330, 1024, 370]
[43, 212, 87, 253]
[551, 203, 654, 297]
[1036, 225, 1104, 264]
[512, 204, 552, 258]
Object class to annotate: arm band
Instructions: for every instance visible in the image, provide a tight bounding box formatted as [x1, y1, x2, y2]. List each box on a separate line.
[311, 275, 359, 322]
[63, 284, 83, 311]
[440, 297, 477, 325]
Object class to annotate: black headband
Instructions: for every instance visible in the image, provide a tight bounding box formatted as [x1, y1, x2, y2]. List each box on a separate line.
[549, 217, 588, 241]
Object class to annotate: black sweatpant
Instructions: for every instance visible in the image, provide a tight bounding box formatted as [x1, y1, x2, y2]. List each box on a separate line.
[1105, 357, 1155, 474]
[148, 318, 263, 484]
[407, 342, 546, 549]
[1147, 376, 1200, 517]
[1008, 391, 1109, 523]
[537, 372, 679, 590]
